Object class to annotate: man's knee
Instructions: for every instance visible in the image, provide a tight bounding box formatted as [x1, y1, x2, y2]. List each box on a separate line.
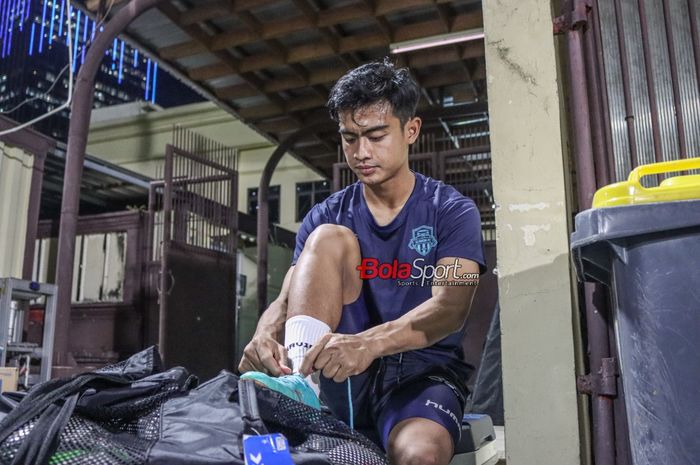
[388, 443, 444, 465]
[387, 418, 453, 465]
[304, 224, 359, 256]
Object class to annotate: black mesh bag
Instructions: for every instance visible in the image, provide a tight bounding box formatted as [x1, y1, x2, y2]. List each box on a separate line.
[0, 347, 387, 465]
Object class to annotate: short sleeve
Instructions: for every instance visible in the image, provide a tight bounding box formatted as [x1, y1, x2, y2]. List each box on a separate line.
[292, 204, 329, 265]
[436, 197, 487, 275]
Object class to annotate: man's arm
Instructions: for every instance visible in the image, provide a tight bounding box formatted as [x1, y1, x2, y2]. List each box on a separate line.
[300, 257, 480, 381]
[361, 256, 480, 356]
[238, 266, 295, 375]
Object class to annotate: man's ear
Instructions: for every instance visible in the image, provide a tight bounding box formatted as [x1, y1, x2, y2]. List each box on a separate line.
[405, 117, 422, 144]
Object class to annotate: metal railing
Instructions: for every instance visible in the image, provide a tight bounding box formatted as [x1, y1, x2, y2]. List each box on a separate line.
[332, 125, 495, 242]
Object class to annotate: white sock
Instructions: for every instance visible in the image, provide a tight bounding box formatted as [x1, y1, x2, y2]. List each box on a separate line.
[284, 315, 330, 394]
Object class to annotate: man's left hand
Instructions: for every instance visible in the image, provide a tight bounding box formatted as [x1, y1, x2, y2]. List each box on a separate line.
[300, 333, 375, 383]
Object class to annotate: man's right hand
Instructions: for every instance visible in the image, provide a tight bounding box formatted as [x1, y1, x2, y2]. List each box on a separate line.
[238, 332, 292, 376]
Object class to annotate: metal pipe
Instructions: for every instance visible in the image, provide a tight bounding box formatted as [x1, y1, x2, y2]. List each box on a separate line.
[583, 7, 611, 187]
[591, 0, 617, 182]
[565, 2, 617, 465]
[22, 150, 48, 280]
[53, 0, 165, 367]
[612, 0, 640, 169]
[662, 0, 688, 159]
[636, 0, 665, 172]
[567, 28, 597, 207]
[689, 0, 700, 97]
[257, 123, 334, 314]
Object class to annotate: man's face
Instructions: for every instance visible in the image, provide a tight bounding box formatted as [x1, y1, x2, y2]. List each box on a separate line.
[338, 102, 421, 186]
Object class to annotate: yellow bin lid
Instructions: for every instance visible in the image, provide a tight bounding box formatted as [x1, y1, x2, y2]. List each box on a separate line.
[592, 157, 700, 208]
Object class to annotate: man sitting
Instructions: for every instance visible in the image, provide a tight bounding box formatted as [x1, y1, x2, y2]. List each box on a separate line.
[239, 58, 486, 465]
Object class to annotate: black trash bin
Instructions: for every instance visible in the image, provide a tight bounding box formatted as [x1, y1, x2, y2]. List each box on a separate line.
[571, 197, 700, 465]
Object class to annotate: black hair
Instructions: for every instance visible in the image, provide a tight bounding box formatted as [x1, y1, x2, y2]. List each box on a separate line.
[327, 57, 420, 128]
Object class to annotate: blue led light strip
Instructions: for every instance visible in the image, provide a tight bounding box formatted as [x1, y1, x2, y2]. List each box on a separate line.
[48, 0, 56, 43]
[144, 58, 151, 100]
[151, 61, 157, 104]
[0, 0, 6, 40]
[18, 0, 24, 32]
[80, 14, 87, 64]
[2, 0, 13, 58]
[58, 0, 64, 36]
[7, 0, 15, 56]
[1, 1, 7, 58]
[28, 21, 35, 55]
[118, 39, 124, 83]
[4, 0, 15, 57]
[71, 9, 80, 72]
[38, 0, 47, 53]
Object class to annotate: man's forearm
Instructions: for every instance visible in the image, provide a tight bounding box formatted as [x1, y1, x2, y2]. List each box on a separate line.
[255, 299, 288, 339]
[254, 266, 295, 339]
[358, 294, 472, 358]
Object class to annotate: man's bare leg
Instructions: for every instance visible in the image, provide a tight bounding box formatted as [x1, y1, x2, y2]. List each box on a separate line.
[388, 418, 454, 465]
[284, 224, 363, 373]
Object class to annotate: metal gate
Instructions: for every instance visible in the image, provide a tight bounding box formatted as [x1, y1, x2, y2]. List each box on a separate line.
[147, 127, 238, 379]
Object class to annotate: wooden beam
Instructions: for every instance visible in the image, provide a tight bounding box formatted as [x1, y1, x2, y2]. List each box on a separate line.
[215, 83, 258, 100]
[189, 30, 386, 81]
[239, 95, 326, 120]
[211, 15, 314, 50]
[317, 3, 373, 27]
[159, 3, 481, 60]
[232, 58, 479, 98]
[179, 1, 231, 26]
[188, 63, 231, 81]
[407, 40, 485, 68]
[159, 41, 208, 60]
[376, 0, 440, 16]
[241, 63, 486, 122]
[236, 61, 486, 123]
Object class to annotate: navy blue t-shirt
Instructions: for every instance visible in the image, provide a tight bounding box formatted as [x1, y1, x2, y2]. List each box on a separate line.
[292, 171, 486, 371]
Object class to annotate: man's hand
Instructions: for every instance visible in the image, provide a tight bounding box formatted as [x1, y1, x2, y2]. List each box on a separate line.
[300, 333, 376, 383]
[238, 332, 292, 377]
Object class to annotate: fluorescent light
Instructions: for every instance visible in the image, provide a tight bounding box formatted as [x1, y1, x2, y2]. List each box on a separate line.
[390, 28, 485, 54]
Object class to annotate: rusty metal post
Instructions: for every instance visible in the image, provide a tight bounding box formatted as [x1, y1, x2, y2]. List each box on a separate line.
[583, 3, 611, 187]
[53, 0, 165, 367]
[257, 123, 334, 314]
[158, 144, 174, 362]
[556, 1, 617, 465]
[22, 151, 47, 281]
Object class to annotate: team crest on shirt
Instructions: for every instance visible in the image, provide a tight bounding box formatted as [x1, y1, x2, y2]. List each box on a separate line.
[408, 225, 438, 256]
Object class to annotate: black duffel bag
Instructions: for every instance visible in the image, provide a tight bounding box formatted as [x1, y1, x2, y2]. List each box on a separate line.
[0, 346, 387, 465]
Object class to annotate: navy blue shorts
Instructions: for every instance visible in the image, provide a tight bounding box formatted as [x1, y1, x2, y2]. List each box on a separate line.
[318, 293, 468, 450]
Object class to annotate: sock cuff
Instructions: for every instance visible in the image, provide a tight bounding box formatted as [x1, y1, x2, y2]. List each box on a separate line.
[284, 315, 331, 351]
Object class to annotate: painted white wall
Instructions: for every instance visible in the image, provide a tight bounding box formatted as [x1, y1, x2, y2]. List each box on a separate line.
[0, 142, 33, 279]
[484, 0, 585, 464]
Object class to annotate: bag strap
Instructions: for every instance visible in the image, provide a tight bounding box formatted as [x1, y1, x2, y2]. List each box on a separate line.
[10, 392, 79, 465]
[238, 379, 269, 436]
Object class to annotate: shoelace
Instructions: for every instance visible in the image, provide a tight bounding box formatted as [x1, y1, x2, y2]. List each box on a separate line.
[347, 377, 354, 429]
